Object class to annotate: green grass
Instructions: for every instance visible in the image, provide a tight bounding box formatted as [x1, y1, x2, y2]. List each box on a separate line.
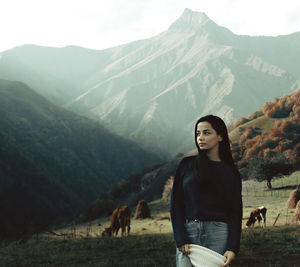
[236, 226, 300, 267]
[1, 226, 299, 266]
[229, 115, 280, 142]
[0, 234, 175, 267]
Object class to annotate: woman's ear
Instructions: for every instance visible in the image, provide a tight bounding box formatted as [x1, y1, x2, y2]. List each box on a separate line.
[218, 135, 223, 142]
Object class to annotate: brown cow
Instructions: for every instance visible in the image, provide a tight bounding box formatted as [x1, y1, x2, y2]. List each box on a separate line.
[110, 207, 121, 236]
[101, 205, 131, 237]
[117, 205, 131, 236]
[101, 227, 112, 237]
[246, 206, 267, 227]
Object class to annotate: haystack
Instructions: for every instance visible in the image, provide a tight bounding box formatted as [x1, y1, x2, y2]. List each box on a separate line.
[162, 176, 174, 200]
[286, 187, 300, 209]
[134, 200, 151, 219]
[292, 200, 300, 222]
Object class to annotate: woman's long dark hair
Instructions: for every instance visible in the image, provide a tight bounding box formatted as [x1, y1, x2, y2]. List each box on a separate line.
[194, 114, 241, 179]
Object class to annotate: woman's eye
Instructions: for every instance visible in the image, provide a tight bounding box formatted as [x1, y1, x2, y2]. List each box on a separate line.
[197, 132, 210, 136]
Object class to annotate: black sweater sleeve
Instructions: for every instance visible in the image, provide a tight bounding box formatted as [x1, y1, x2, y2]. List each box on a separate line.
[170, 158, 188, 248]
[226, 174, 242, 254]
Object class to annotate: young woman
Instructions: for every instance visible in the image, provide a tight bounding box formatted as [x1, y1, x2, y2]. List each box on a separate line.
[170, 115, 242, 267]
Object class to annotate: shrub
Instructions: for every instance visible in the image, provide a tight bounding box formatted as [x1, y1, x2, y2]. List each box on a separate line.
[262, 98, 293, 118]
[246, 153, 293, 189]
[264, 139, 278, 149]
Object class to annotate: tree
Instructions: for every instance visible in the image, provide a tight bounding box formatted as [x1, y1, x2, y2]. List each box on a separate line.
[247, 154, 293, 189]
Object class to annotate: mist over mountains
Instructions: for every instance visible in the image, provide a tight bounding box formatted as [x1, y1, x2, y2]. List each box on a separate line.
[0, 8, 299, 157]
[0, 79, 159, 237]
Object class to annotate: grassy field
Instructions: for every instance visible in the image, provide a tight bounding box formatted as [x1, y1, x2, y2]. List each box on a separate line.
[229, 116, 279, 142]
[1, 171, 300, 266]
[55, 170, 300, 237]
[0, 226, 299, 266]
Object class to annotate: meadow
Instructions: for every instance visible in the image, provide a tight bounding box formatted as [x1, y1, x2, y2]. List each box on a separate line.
[1, 171, 300, 266]
[242, 171, 300, 227]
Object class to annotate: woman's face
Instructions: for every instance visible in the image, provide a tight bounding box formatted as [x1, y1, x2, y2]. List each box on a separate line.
[196, 121, 223, 152]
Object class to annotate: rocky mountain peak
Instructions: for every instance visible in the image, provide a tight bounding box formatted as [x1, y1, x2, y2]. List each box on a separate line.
[168, 8, 211, 31]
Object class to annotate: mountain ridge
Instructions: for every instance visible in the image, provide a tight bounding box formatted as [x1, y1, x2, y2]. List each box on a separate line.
[0, 9, 299, 157]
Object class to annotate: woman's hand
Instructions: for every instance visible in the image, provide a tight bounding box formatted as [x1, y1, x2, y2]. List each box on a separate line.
[178, 244, 190, 254]
[222, 250, 235, 266]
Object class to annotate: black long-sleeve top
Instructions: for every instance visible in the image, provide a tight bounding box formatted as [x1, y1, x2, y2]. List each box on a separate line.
[170, 156, 242, 254]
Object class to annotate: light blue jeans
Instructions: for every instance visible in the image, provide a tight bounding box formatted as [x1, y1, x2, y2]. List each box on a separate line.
[176, 221, 228, 267]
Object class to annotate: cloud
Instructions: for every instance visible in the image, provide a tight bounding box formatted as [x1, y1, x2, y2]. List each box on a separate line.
[0, 0, 300, 52]
[286, 6, 300, 25]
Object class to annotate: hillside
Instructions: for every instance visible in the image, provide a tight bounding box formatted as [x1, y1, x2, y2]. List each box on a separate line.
[1, 9, 300, 156]
[81, 157, 182, 221]
[78, 170, 300, 234]
[228, 88, 300, 178]
[82, 88, 300, 220]
[0, 79, 160, 238]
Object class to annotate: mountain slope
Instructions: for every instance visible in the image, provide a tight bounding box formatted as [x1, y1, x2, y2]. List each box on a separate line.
[82, 88, 300, 220]
[67, 9, 299, 155]
[0, 9, 299, 157]
[228, 88, 300, 175]
[0, 79, 159, 238]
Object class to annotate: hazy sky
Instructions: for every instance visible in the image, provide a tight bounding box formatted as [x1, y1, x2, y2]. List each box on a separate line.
[1, 0, 300, 52]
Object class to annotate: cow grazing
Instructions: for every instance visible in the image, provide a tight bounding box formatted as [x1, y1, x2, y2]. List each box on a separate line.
[101, 205, 131, 237]
[101, 227, 112, 237]
[117, 205, 131, 236]
[246, 206, 267, 227]
[110, 207, 121, 236]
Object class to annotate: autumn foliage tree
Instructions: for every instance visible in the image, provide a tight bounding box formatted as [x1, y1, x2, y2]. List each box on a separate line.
[262, 90, 300, 118]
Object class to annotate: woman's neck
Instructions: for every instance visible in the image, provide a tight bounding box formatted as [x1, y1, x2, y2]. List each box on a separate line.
[206, 150, 221, 162]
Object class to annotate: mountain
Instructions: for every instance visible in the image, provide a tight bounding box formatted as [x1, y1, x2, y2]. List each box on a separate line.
[0, 79, 159, 238]
[82, 88, 300, 221]
[0, 8, 300, 157]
